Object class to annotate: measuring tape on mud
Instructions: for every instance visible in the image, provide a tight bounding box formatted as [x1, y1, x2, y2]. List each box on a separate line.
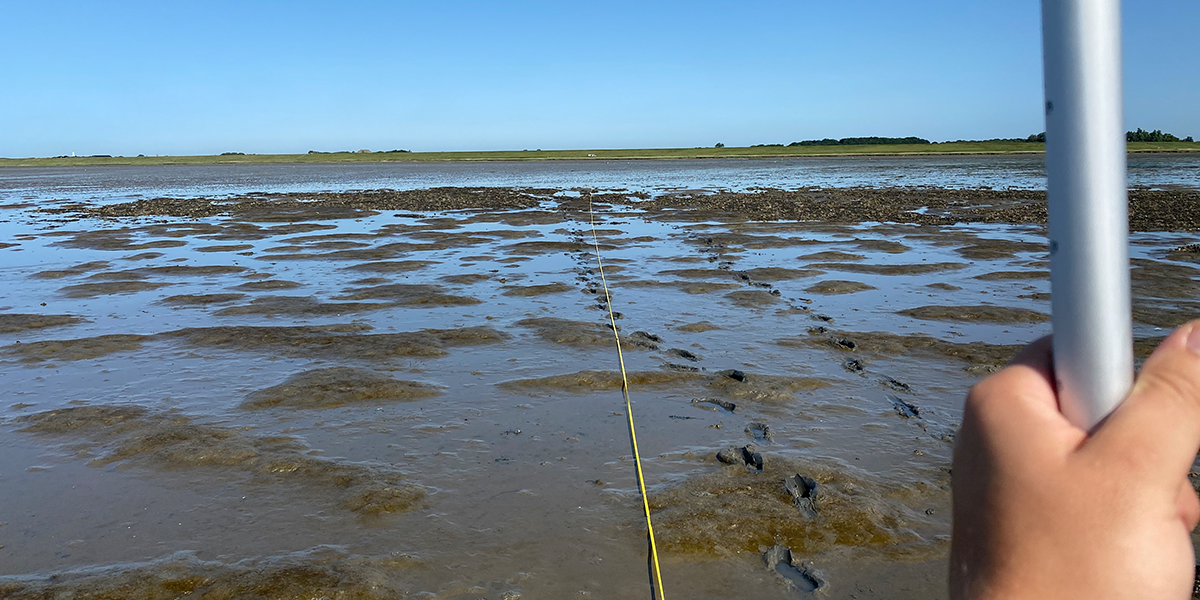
[588, 198, 667, 600]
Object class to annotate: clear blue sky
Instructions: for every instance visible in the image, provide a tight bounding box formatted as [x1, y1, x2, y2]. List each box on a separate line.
[1, 0, 1195, 157]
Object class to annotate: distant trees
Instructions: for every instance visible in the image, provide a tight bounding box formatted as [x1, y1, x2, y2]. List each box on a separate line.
[714, 142, 725, 148]
[787, 136, 931, 147]
[1126, 128, 1192, 142]
[220, 151, 245, 156]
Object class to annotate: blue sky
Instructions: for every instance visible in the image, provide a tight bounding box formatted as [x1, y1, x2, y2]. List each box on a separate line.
[1, 0, 1195, 157]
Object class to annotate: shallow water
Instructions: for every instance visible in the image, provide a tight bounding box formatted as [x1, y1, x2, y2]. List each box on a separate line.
[2, 153, 1199, 204]
[1, 173, 1199, 599]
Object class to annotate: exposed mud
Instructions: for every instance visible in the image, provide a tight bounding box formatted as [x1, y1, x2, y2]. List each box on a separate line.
[58, 280, 175, 298]
[342, 260, 440, 273]
[164, 324, 510, 360]
[241, 367, 441, 410]
[738, 267, 824, 281]
[2, 334, 149, 362]
[501, 282, 574, 297]
[805, 280, 876, 295]
[0, 546, 420, 600]
[498, 369, 705, 392]
[333, 283, 481, 307]
[974, 270, 1049, 280]
[725, 290, 782, 308]
[161, 293, 247, 305]
[807, 262, 968, 276]
[231, 279, 304, 291]
[782, 328, 1024, 372]
[30, 260, 111, 279]
[798, 251, 866, 262]
[675, 321, 723, 333]
[650, 457, 945, 557]
[17, 406, 425, 514]
[514, 318, 661, 350]
[0, 313, 84, 334]
[897, 305, 1050, 324]
[213, 296, 394, 316]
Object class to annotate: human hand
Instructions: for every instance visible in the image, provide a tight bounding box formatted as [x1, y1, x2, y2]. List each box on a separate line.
[950, 323, 1200, 599]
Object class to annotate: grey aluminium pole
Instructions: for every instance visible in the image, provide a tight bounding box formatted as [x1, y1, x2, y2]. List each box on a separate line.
[1041, 0, 1134, 430]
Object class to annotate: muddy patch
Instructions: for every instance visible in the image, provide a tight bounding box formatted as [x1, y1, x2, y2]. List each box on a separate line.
[0, 313, 85, 334]
[29, 260, 111, 279]
[2, 334, 150, 363]
[164, 324, 509, 361]
[501, 282, 574, 297]
[242, 367, 441, 410]
[0, 547, 420, 600]
[17, 406, 425, 514]
[342, 260, 440, 273]
[58, 281, 174, 298]
[334, 284, 481, 307]
[974, 270, 1049, 280]
[798, 251, 866, 262]
[807, 262, 968, 276]
[498, 369, 705, 392]
[898, 305, 1050, 324]
[725, 290, 782, 308]
[805, 280, 876, 295]
[161, 293, 247, 306]
[230, 279, 303, 291]
[650, 457, 944, 557]
[214, 296, 393, 316]
[783, 328, 1024, 373]
[514, 318, 662, 350]
[739, 267, 824, 281]
[195, 244, 255, 253]
[675, 321, 722, 333]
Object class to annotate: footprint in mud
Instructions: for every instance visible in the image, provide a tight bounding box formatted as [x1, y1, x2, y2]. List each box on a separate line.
[888, 394, 921, 418]
[764, 545, 825, 594]
[883, 377, 912, 393]
[745, 422, 772, 444]
[691, 397, 736, 412]
[666, 348, 701, 362]
[717, 445, 763, 472]
[784, 474, 819, 519]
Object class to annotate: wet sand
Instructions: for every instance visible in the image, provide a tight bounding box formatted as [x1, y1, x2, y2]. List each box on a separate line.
[2, 185, 1198, 599]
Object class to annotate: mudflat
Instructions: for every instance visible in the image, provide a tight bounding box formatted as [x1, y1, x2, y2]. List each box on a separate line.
[1, 184, 1197, 599]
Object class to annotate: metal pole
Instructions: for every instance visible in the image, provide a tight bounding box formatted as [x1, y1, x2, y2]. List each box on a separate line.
[1041, 0, 1133, 430]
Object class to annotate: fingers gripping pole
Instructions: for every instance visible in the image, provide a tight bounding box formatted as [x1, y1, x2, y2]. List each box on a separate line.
[1041, 0, 1134, 429]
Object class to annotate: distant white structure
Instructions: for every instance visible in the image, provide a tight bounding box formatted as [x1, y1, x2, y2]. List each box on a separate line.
[587, 154, 597, 157]
[71, 152, 75, 157]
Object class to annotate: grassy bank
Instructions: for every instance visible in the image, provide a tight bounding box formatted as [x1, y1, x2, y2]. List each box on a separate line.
[2, 141, 1198, 167]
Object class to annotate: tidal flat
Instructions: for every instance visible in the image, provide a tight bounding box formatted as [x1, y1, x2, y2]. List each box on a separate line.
[1, 179, 1199, 599]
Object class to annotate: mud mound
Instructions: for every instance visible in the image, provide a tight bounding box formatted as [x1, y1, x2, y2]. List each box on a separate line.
[498, 369, 704, 392]
[0, 546, 416, 600]
[782, 328, 1024, 371]
[230, 279, 303, 291]
[955, 238, 1045, 260]
[161, 293, 247, 305]
[805, 280, 875, 295]
[706, 370, 829, 403]
[675, 321, 722, 333]
[195, 243, 255, 253]
[0, 313, 84, 334]
[898, 305, 1050, 324]
[514, 318, 660, 350]
[807, 262, 967, 276]
[725, 290, 781, 308]
[342, 260, 440, 273]
[58, 280, 174, 298]
[214, 296, 393, 316]
[798, 251, 865, 262]
[440, 273, 493, 285]
[501, 282, 574, 296]
[739, 267, 824, 281]
[163, 324, 509, 360]
[2, 334, 149, 362]
[334, 284, 481, 306]
[242, 367, 441, 410]
[17, 406, 425, 515]
[650, 458, 944, 557]
[30, 260, 111, 279]
[974, 270, 1049, 280]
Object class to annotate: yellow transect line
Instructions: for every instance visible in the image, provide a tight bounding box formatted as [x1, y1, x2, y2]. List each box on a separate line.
[587, 198, 666, 600]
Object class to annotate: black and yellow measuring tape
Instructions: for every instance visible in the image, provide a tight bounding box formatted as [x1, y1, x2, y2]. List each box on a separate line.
[587, 198, 666, 599]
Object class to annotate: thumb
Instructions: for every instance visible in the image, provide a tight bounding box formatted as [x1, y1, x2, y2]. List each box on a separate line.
[1083, 321, 1200, 484]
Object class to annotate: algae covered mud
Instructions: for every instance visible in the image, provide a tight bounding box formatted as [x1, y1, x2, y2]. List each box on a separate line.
[2, 165, 1200, 598]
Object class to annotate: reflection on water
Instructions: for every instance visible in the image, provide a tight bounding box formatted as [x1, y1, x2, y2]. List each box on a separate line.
[1, 154, 1199, 205]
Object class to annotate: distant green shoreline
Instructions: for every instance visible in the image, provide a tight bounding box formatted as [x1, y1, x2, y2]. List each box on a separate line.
[2, 141, 1198, 167]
